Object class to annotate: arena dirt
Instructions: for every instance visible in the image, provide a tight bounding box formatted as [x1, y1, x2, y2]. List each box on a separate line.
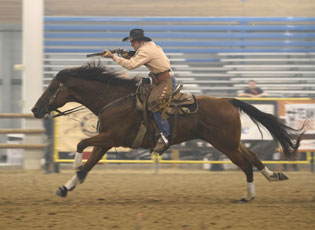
[0, 169, 314, 230]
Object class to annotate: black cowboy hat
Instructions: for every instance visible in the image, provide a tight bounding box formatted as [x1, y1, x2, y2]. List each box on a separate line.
[122, 29, 152, 42]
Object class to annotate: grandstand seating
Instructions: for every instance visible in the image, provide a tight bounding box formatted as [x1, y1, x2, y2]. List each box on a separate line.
[44, 17, 315, 98]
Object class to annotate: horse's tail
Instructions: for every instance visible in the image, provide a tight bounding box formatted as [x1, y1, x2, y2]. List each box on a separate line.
[229, 98, 304, 157]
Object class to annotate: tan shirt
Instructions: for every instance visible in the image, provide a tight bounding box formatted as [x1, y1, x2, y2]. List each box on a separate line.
[112, 41, 171, 74]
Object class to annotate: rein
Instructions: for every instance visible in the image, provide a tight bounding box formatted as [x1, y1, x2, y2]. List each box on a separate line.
[98, 93, 136, 117]
[96, 93, 136, 132]
[52, 106, 86, 118]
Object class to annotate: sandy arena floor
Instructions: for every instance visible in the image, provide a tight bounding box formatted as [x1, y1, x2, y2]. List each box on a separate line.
[0, 169, 314, 230]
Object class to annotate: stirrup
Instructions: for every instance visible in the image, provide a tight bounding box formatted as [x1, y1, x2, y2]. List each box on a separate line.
[153, 133, 169, 154]
[159, 133, 169, 145]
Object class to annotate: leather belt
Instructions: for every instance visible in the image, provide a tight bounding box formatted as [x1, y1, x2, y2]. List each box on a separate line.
[150, 70, 171, 84]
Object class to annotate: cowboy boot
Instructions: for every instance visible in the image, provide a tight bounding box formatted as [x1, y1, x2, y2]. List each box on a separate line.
[153, 133, 169, 153]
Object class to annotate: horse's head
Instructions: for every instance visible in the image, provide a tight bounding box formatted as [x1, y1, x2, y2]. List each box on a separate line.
[32, 62, 140, 118]
[32, 76, 69, 118]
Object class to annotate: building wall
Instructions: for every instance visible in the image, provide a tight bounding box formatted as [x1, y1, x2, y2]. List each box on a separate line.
[0, 0, 315, 24]
[0, 25, 22, 127]
[0, 25, 22, 156]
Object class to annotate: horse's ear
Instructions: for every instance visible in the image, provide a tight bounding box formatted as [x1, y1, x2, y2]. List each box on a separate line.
[55, 71, 68, 84]
[55, 71, 63, 82]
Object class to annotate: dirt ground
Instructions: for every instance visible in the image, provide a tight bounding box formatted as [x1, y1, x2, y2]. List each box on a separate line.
[0, 169, 314, 230]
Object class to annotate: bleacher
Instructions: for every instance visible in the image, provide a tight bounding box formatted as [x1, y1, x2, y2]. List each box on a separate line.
[44, 17, 315, 98]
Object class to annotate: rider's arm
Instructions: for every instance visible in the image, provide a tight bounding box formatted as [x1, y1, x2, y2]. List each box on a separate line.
[112, 50, 150, 70]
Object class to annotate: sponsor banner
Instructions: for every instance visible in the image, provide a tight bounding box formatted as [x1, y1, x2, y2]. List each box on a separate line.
[56, 102, 129, 154]
[278, 100, 315, 151]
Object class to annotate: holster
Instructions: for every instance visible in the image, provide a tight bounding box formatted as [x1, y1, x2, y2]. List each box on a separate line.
[149, 70, 171, 84]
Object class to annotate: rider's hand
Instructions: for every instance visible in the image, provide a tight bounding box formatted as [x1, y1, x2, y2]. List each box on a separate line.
[102, 50, 113, 58]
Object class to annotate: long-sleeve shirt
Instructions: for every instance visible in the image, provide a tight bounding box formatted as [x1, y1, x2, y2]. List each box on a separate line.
[112, 41, 171, 74]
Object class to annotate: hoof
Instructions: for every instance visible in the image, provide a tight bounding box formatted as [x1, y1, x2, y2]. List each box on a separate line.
[239, 197, 255, 203]
[269, 172, 289, 181]
[55, 185, 68, 197]
[278, 172, 289, 181]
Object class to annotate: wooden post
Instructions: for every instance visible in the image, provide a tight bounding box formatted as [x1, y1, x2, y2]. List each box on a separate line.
[0, 113, 34, 118]
[0, 129, 45, 134]
[172, 149, 179, 169]
[311, 152, 314, 173]
[0, 144, 45, 149]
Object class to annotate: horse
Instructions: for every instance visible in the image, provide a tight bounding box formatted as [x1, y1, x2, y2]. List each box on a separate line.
[32, 62, 303, 202]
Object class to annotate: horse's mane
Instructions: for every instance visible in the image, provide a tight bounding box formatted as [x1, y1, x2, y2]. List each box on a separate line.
[56, 61, 140, 88]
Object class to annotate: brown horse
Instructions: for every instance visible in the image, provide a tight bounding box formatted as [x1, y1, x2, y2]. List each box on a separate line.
[32, 62, 303, 201]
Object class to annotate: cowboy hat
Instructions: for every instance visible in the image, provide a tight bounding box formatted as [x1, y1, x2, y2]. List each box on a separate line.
[122, 29, 152, 42]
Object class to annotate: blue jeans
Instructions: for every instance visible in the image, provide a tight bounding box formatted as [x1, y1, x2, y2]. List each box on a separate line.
[152, 75, 176, 138]
[153, 111, 170, 137]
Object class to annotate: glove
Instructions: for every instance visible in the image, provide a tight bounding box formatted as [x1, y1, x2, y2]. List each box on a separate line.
[142, 77, 152, 85]
[102, 50, 113, 58]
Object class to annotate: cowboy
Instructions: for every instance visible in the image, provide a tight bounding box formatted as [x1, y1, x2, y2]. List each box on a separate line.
[102, 29, 176, 153]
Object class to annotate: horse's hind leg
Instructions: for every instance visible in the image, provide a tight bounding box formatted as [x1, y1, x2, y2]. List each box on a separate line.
[239, 143, 289, 181]
[221, 149, 256, 202]
[201, 132, 255, 200]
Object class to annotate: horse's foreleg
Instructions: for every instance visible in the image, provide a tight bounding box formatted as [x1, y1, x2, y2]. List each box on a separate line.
[55, 144, 111, 197]
[76, 146, 110, 184]
[72, 132, 115, 170]
[56, 131, 115, 197]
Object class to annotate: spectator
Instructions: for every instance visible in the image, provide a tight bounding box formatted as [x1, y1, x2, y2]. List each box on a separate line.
[238, 80, 268, 98]
[43, 116, 59, 174]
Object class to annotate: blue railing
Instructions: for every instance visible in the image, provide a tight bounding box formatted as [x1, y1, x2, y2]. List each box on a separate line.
[45, 33, 315, 39]
[44, 16, 315, 54]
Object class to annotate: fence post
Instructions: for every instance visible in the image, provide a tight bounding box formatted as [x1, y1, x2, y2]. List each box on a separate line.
[22, 0, 44, 170]
[311, 152, 314, 173]
[152, 152, 159, 175]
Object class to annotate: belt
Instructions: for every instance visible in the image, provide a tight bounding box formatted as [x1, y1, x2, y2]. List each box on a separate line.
[150, 70, 171, 84]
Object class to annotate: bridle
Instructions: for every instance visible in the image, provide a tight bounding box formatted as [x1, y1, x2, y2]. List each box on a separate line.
[48, 82, 64, 106]
[45, 82, 85, 118]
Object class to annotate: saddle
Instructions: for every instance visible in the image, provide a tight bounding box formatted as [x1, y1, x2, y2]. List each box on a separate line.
[136, 83, 198, 116]
[131, 82, 198, 149]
